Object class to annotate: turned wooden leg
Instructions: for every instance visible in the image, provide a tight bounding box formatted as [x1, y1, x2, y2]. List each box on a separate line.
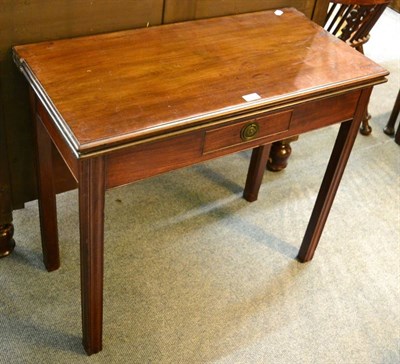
[267, 136, 298, 172]
[34, 111, 60, 272]
[298, 88, 372, 262]
[79, 157, 106, 355]
[383, 89, 400, 137]
[244, 144, 271, 202]
[0, 224, 15, 258]
[359, 108, 372, 136]
[356, 45, 372, 136]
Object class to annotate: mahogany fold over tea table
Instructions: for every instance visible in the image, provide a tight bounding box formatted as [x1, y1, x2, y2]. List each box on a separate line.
[13, 8, 387, 355]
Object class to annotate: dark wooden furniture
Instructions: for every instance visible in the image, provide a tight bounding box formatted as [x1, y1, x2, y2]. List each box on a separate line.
[384, 89, 400, 144]
[325, 0, 391, 135]
[13, 8, 387, 354]
[0, 0, 330, 257]
[391, 0, 400, 11]
[0, 157, 15, 257]
[0, 0, 165, 256]
[326, 0, 390, 52]
[267, 0, 390, 171]
[162, 0, 326, 22]
[0, 87, 15, 258]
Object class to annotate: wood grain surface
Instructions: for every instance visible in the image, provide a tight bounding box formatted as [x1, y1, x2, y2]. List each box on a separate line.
[13, 8, 387, 155]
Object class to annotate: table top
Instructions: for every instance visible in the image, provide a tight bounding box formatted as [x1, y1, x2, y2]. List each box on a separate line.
[13, 8, 388, 155]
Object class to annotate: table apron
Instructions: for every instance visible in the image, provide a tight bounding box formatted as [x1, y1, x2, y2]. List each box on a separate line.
[105, 90, 361, 189]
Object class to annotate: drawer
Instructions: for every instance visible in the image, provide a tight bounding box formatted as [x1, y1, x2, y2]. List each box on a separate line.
[106, 131, 203, 188]
[289, 90, 361, 133]
[203, 109, 292, 154]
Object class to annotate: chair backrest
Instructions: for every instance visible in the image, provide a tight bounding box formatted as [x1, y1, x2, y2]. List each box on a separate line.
[324, 0, 390, 49]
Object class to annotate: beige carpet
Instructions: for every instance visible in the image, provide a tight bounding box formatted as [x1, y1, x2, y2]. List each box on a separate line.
[0, 8, 399, 364]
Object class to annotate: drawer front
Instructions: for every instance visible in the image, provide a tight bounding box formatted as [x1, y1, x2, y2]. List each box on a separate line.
[203, 109, 292, 154]
[289, 90, 361, 133]
[106, 131, 203, 188]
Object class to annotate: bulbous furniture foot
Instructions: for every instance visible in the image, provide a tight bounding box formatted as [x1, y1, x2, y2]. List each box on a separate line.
[267, 136, 298, 172]
[0, 223, 15, 258]
[359, 112, 372, 136]
[383, 125, 394, 136]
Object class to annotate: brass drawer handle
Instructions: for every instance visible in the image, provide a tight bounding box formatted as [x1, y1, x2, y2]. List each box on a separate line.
[240, 122, 259, 141]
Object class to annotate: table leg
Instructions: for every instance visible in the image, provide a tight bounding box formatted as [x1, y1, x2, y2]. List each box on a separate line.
[297, 88, 372, 262]
[0, 224, 15, 258]
[0, 120, 15, 258]
[34, 114, 60, 271]
[78, 157, 106, 355]
[383, 89, 400, 137]
[243, 144, 271, 202]
[395, 123, 400, 145]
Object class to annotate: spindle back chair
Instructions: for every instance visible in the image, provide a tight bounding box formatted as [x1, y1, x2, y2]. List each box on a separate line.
[325, 0, 390, 54]
[267, 0, 390, 171]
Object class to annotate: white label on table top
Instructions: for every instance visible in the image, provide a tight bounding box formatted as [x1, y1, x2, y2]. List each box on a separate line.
[242, 93, 261, 102]
[274, 10, 284, 16]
